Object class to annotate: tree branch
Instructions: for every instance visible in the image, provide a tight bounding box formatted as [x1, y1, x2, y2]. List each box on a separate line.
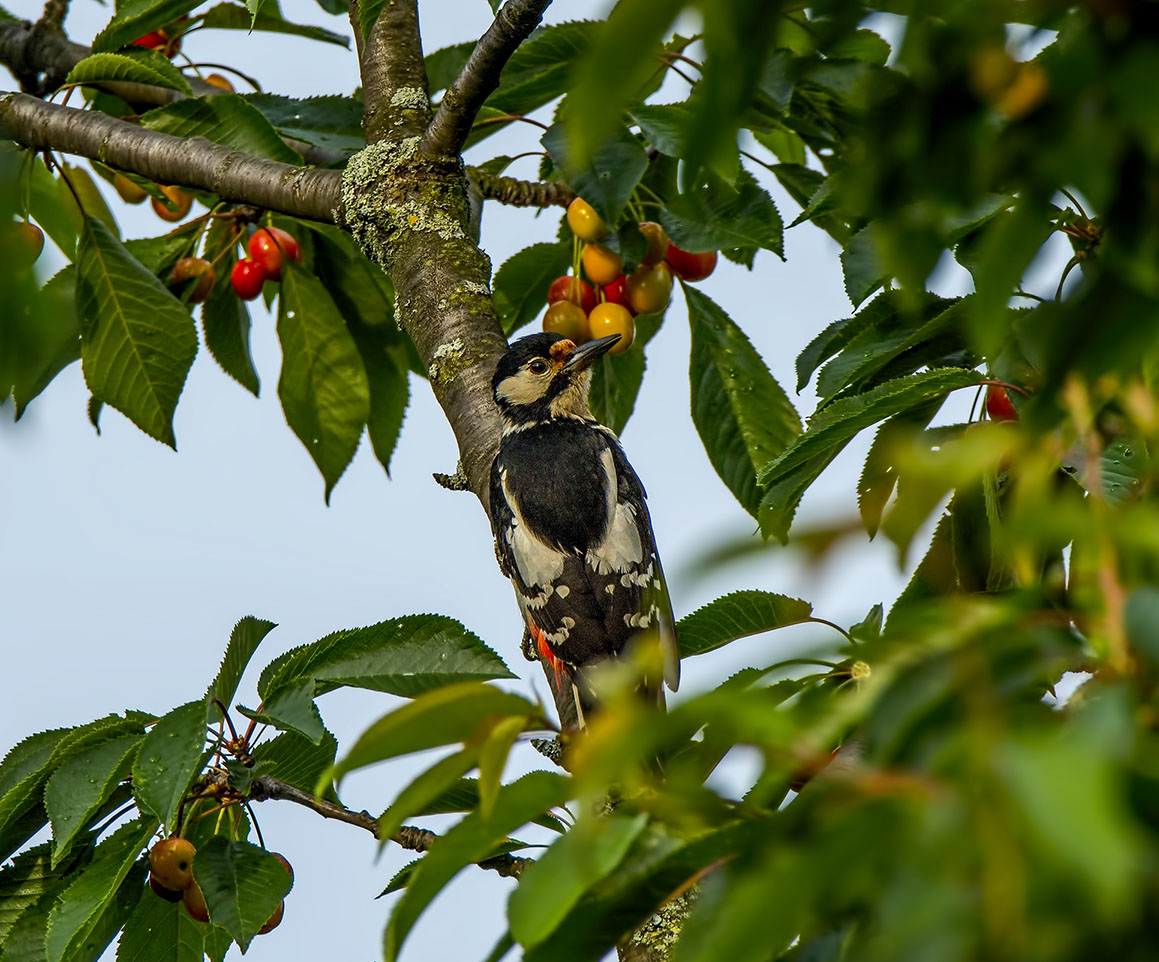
[0, 17, 87, 94]
[470, 165, 574, 208]
[0, 91, 342, 222]
[358, 0, 430, 144]
[247, 774, 530, 878]
[421, 0, 553, 158]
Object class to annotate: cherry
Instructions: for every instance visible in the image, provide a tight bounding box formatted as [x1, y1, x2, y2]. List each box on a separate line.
[581, 244, 623, 286]
[169, 257, 215, 304]
[248, 227, 301, 281]
[183, 881, 209, 923]
[665, 242, 717, 282]
[13, 221, 44, 266]
[132, 28, 181, 58]
[601, 274, 631, 310]
[204, 73, 236, 92]
[231, 259, 267, 300]
[258, 901, 285, 935]
[150, 185, 192, 223]
[149, 875, 185, 903]
[543, 301, 589, 343]
[547, 274, 596, 314]
[113, 173, 147, 205]
[566, 197, 608, 243]
[985, 384, 1019, 422]
[587, 303, 634, 353]
[270, 852, 294, 885]
[637, 222, 669, 264]
[625, 261, 673, 315]
[149, 837, 196, 891]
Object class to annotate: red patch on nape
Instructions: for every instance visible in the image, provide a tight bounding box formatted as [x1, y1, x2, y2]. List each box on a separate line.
[529, 620, 568, 690]
[549, 340, 576, 364]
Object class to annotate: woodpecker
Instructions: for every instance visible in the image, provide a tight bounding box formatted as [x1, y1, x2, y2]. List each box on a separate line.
[489, 332, 680, 728]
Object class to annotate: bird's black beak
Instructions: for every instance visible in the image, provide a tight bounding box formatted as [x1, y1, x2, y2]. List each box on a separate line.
[562, 335, 620, 372]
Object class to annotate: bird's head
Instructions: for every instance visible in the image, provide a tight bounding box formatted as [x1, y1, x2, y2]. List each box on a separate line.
[492, 332, 621, 427]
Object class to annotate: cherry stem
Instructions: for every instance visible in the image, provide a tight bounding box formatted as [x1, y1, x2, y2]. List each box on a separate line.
[186, 62, 263, 92]
[667, 63, 696, 87]
[214, 699, 241, 743]
[243, 800, 266, 850]
[1060, 187, 1089, 221]
[968, 382, 984, 423]
[807, 617, 853, 643]
[980, 378, 1032, 398]
[472, 113, 550, 132]
[1055, 255, 1080, 302]
[741, 149, 777, 173]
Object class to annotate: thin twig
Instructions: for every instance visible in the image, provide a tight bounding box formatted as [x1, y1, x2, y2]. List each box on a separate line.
[421, 0, 554, 157]
[247, 774, 531, 878]
[469, 166, 575, 208]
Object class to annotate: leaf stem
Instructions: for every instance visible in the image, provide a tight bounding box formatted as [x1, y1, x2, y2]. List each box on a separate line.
[807, 616, 853, 642]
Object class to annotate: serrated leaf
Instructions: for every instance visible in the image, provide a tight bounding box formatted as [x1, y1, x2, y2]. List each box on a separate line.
[140, 96, 302, 165]
[329, 683, 543, 786]
[661, 169, 783, 257]
[204, 617, 277, 723]
[424, 42, 474, 95]
[758, 369, 983, 542]
[676, 591, 814, 657]
[65, 50, 192, 95]
[542, 123, 648, 227]
[409, 778, 566, 833]
[493, 242, 573, 336]
[350, 320, 409, 476]
[68, 859, 146, 962]
[0, 842, 94, 946]
[115, 886, 231, 962]
[379, 858, 421, 897]
[588, 314, 660, 434]
[199, 220, 258, 396]
[45, 735, 140, 867]
[91, 0, 200, 53]
[795, 294, 899, 393]
[193, 839, 292, 952]
[841, 224, 888, 308]
[242, 93, 364, 152]
[687, 287, 800, 518]
[630, 102, 692, 158]
[249, 729, 338, 801]
[197, 2, 349, 46]
[277, 265, 370, 501]
[44, 817, 155, 962]
[857, 399, 942, 537]
[131, 702, 209, 832]
[509, 813, 647, 949]
[259, 615, 515, 710]
[486, 22, 601, 120]
[385, 772, 569, 961]
[377, 749, 479, 846]
[10, 267, 80, 419]
[75, 217, 197, 447]
[122, 225, 202, 279]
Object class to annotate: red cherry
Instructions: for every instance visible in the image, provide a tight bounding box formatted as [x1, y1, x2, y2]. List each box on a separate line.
[547, 274, 596, 314]
[601, 274, 631, 311]
[985, 385, 1019, 422]
[665, 242, 718, 282]
[248, 227, 301, 281]
[230, 259, 267, 300]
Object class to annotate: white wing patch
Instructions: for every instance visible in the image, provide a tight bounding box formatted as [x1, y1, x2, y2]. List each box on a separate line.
[501, 468, 565, 587]
[585, 448, 643, 575]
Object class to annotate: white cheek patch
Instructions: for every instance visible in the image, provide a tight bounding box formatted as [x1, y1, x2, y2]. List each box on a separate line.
[497, 372, 548, 407]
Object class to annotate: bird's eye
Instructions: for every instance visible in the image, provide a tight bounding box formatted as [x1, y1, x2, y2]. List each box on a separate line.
[528, 359, 549, 375]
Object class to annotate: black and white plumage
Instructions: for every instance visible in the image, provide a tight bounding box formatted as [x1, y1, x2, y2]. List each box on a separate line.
[489, 332, 680, 727]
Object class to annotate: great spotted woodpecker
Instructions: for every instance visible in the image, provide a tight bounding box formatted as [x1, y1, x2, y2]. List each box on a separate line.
[489, 332, 680, 728]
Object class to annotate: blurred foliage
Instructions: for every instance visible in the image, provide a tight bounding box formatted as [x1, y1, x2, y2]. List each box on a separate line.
[6, 0, 1159, 961]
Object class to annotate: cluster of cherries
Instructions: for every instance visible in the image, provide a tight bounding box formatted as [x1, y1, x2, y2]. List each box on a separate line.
[147, 836, 291, 933]
[544, 197, 718, 352]
[165, 226, 302, 306]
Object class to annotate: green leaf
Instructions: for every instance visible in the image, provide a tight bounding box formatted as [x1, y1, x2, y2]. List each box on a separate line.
[329, 682, 543, 786]
[856, 399, 943, 537]
[542, 123, 648, 227]
[116, 886, 230, 962]
[259, 614, 515, 710]
[385, 772, 569, 961]
[198, 2, 349, 47]
[140, 96, 302, 165]
[131, 701, 209, 832]
[243, 93, 364, 153]
[757, 368, 983, 542]
[10, 267, 80, 419]
[350, 320, 409, 476]
[508, 813, 647, 948]
[840, 224, 888, 308]
[45, 735, 140, 867]
[406, 778, 565, 832]
[75, 217, 197, 448]
[277, 265, 371, 501]
[0, 842, 94, 946]
[200, 220, 258, 396]
[661, 169, 784, 257]
[795, 295, 897, 393]
[492, 241, 572, 336]
[588, 314, 661, 434]
[676, 591, 814, 657]
[204, 616, 277, 722]
[193, 838, 292, 952]
[487, 22, 601, 119]
[687, 287, 800, 518]
[754, 128, 807, 167]
[424, 42, 474, 94]
[65, 50, 192, 95]
[377, 749, 479, 845]
[630, 102, 693, 158]
[477, 716, 528, 820]
[91, 0, 200, 53]
[249, 729, 339, 801]
[44, 817, 155, 962]
[1100, 436, 1145, 505]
